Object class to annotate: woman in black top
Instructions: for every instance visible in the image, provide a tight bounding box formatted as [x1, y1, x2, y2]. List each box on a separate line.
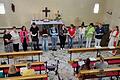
[3, 29, 13, 52]
[59, 24, 67, 50]
[30, 23, 40, 50]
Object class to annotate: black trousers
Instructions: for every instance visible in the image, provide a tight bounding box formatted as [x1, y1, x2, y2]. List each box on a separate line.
[13, 43, 19, 52]
[32, 40, 39, 50]
[59, 35, 66, 49]
[22, 39, 28, 51]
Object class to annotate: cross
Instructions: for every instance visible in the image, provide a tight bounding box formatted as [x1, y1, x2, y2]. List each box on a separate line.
[42, 7, 50, 18]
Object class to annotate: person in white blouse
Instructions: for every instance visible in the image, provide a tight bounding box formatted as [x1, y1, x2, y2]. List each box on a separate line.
[108, 26, 119, 47]
[78, 23, 86, 48]
[10, 26, 20, 52]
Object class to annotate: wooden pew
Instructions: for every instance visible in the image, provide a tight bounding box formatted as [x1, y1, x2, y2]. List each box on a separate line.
[69, 56, 120, 74]
[69, 56, 120, 64]
[0, 62, 46, 74]
[77, 67, 120, 80]
[0, 74, 48, 80]
[0, 51, 43, 64]
[68, 46, 120, 61]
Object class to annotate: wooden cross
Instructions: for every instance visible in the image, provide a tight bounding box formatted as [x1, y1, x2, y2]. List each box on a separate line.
[42, 7, 50, 18]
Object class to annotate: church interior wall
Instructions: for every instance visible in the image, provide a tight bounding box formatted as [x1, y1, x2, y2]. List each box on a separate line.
[0, 0, 105, 28]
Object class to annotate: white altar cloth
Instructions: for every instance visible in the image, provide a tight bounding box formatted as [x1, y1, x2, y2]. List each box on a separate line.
[31, 20, 64, 25]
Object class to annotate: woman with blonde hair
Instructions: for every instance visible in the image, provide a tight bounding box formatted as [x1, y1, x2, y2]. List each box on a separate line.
[8, 64, 20, 77]
[22, 63, 35, 76]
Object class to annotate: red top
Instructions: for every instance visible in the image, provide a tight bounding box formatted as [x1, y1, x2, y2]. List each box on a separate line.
[68, 27, 76, 37]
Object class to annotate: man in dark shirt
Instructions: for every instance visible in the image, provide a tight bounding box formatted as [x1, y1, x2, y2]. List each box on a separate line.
[95, 24, 105, 47]
[30, 23, 40, 50]
[3, 29, 13, 52]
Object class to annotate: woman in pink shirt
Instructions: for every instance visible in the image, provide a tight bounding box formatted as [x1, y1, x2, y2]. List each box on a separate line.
[68, 24, 76, 48]
[19, 26, 29, 51]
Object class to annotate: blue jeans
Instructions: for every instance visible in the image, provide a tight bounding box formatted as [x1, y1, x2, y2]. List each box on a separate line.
[68, 36, 74, 48]
[51, 36, 58, 49]
[78, 34, 84, 48]
[42, 37, 48, 51]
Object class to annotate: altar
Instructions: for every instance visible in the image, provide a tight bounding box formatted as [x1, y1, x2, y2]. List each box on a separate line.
[31, 20, 64, 25]
[31, 7, 64, 31]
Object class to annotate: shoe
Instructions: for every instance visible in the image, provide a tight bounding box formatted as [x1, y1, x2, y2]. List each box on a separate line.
[54, 49, 57, 51]
[60, 48, 63, 50]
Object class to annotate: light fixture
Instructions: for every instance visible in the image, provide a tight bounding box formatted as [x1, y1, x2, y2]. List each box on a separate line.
[93, 3, 99, 14]
[0, 3, 5, 14]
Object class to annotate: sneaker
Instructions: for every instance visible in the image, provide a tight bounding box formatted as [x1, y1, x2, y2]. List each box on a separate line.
[60, 48, 63, 50]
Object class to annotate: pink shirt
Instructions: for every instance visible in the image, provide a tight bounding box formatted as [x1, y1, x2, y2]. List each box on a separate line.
[19, 30, 29, 44]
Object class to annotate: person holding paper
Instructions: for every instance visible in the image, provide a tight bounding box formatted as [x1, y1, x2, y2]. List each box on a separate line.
[95, 23, 105, 47]
[30, 23, 40, 50]
[50, 25, 58, 51]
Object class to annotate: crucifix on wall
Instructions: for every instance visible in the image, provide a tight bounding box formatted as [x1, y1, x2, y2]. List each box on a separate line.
[42, 7, 50, 18]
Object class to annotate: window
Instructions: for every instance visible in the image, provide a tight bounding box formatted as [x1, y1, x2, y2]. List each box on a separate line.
[93, 3, 99, 14]
[0, 3, 5, 14]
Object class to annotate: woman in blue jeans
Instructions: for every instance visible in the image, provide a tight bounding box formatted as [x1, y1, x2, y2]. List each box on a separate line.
[50, 26, 58, 51]
[68, 24, 76, 48]
[41, 28, 48, 51]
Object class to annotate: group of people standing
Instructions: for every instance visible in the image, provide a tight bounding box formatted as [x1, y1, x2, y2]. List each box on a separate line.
[3, 26, 30, 52]
[3, 22, 120, 54]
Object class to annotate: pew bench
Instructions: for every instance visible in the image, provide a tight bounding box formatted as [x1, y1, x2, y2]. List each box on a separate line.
[68, 56, 120, 74]
[0, 50, 43, 64]
[0, 62, 47, 75]
[77, 67, 120, 80]
[0, 74, 48, 80]
[68, 46, 120, 61]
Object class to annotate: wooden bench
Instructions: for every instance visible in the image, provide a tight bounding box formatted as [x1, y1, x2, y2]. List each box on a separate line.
[68, 46, 120, 61]
[0, 74, 48, 80]
[69, 56, 120, 74]
[77, 67, 120, 80]
[0, 50, 43, 64]
[0, 62, 46, 74]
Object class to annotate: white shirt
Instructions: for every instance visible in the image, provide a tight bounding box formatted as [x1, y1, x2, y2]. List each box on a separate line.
[78, 27, 86, 37]
[10, 30, 20, 44]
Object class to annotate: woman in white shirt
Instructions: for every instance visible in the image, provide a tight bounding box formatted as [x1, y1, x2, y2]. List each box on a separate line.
[10, 26, 20, 52]
[78, 23, 86, 48]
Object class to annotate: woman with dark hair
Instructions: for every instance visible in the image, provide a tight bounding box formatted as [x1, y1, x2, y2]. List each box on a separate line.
[59, 24, 67, 50]
[30, 23, 40, 50]
[10, 26, 20, 52]
[68, 24, 76, 48]
[77, 58, 91, 79]
[81, 58, 91, 70]
[108, 26, 119, 55]
[20, 26, 29, 51]
[85, 23, 95, 48]
[3, 29, 13, 52]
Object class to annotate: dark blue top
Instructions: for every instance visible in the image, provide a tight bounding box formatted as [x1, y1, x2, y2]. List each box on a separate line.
[95, 27, 105, 39]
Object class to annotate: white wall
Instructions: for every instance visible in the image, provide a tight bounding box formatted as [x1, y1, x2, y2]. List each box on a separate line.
[0, 0, 105, 28]
[103, 0, 120, 28]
